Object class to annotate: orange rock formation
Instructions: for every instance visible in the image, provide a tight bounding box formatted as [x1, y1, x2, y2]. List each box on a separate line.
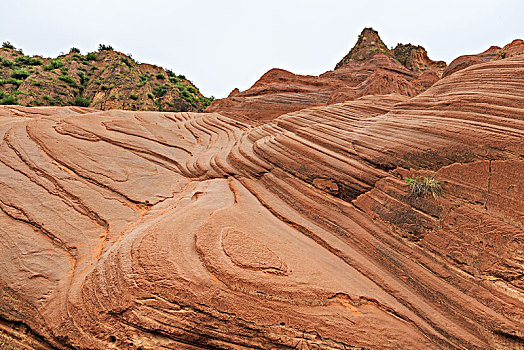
[207, 28, 446, 124]
[0, 33, 524, 349]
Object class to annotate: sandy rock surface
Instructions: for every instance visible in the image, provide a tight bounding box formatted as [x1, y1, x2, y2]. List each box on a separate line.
[0, 54, 524, 349]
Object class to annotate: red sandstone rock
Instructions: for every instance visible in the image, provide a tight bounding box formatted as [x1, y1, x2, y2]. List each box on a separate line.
[1, 40, 524, 350]
[207, 29, 446, 124]
[443, 40, 524, 78]
[207, 54, 432, 124]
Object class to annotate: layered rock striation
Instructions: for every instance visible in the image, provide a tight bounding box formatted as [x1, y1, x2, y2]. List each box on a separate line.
[0, 51, 523, 349]
[207, 28, 446, 124]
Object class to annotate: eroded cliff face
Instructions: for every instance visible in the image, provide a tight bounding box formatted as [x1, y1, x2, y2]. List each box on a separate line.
[0, 53, 523, 349]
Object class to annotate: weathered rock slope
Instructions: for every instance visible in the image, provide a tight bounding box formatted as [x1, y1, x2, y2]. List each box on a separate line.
[207, 28, 445, 124]
[0, 53, 523, 349]
[0, 44, 213, 112]
[443, 39, 524, 78]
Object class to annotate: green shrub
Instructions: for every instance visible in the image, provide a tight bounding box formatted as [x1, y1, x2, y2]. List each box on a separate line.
[70, 96, 90, 107]
[58, 75, 78, 88]
[43, 95, 64, 106]
[405, 175, 441, 199]
[101, 84, 109, 90]
[11, 68, 30, 79]
[98, 44, 114, 51]
[1, 59, 14, 67]
[43, 59, 63, 70]
[121, 57, 132, 68]
[147, 92, 154, 99]
[6, 77, 23, 85]
[199, 95, 214, 108]
[70, 47, 80, 53]
[77, 71, 88, 87]
[166, 69, 179, 83]
[156, 73, 165, 80]
[153, 84, 168, 98]
[129, 93, 138, 100]
[137, 73, 149, 87]
[71, 54, 83, 62]
[86, 52, 97, 61]
[179, 89, 191, 99]
[0, 91, 17, 105]
[15, 56, 42, 65]
[2, 41, 15, 49]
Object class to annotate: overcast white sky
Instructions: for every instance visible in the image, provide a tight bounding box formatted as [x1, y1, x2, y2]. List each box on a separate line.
[1, 0, 523, 98]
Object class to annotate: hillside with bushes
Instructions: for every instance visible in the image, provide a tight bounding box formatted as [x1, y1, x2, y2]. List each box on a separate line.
[0, 42, 213, 111]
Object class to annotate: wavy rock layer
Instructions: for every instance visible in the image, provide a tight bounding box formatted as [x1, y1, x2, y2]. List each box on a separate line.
[207, 55, 434, 124]
[206, 28, 448, 125]
[0, 55, 524, 349]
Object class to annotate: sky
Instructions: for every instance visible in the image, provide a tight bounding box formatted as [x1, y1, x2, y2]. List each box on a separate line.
[1, 0, 523, 98]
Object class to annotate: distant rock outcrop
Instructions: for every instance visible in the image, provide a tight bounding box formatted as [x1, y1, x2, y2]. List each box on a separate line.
[335, 28, 446, 76]
[207, 28, 446, 123]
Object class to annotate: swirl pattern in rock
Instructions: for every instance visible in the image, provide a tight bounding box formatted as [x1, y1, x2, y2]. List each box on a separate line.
[0, 55, 524, 349]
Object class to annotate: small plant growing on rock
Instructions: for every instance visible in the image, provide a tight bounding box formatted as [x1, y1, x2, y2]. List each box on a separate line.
[405, 174, 441, 199]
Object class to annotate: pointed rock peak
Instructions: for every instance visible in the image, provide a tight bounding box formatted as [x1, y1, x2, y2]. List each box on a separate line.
[359, 28, 386, 46]
[335, 27, 393, 69]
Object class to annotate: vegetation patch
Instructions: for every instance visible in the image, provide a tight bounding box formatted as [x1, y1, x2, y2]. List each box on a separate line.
[1, 42, 212, 111]
[153, 84, 169, 98]
[15, 56, 42, 66]
[11, 68, 30, 80]
[2, 41, 15, 50]
[0, 91, 18, 105]
[1, 59, 14, 67]
[70, 96, 91, 107]
[86, 52, 97, 61]
[98, 44, 114, 52]
[58, 75, 79, 88]
[44, 59, 64, 71]
[405, 175, 442, 199]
